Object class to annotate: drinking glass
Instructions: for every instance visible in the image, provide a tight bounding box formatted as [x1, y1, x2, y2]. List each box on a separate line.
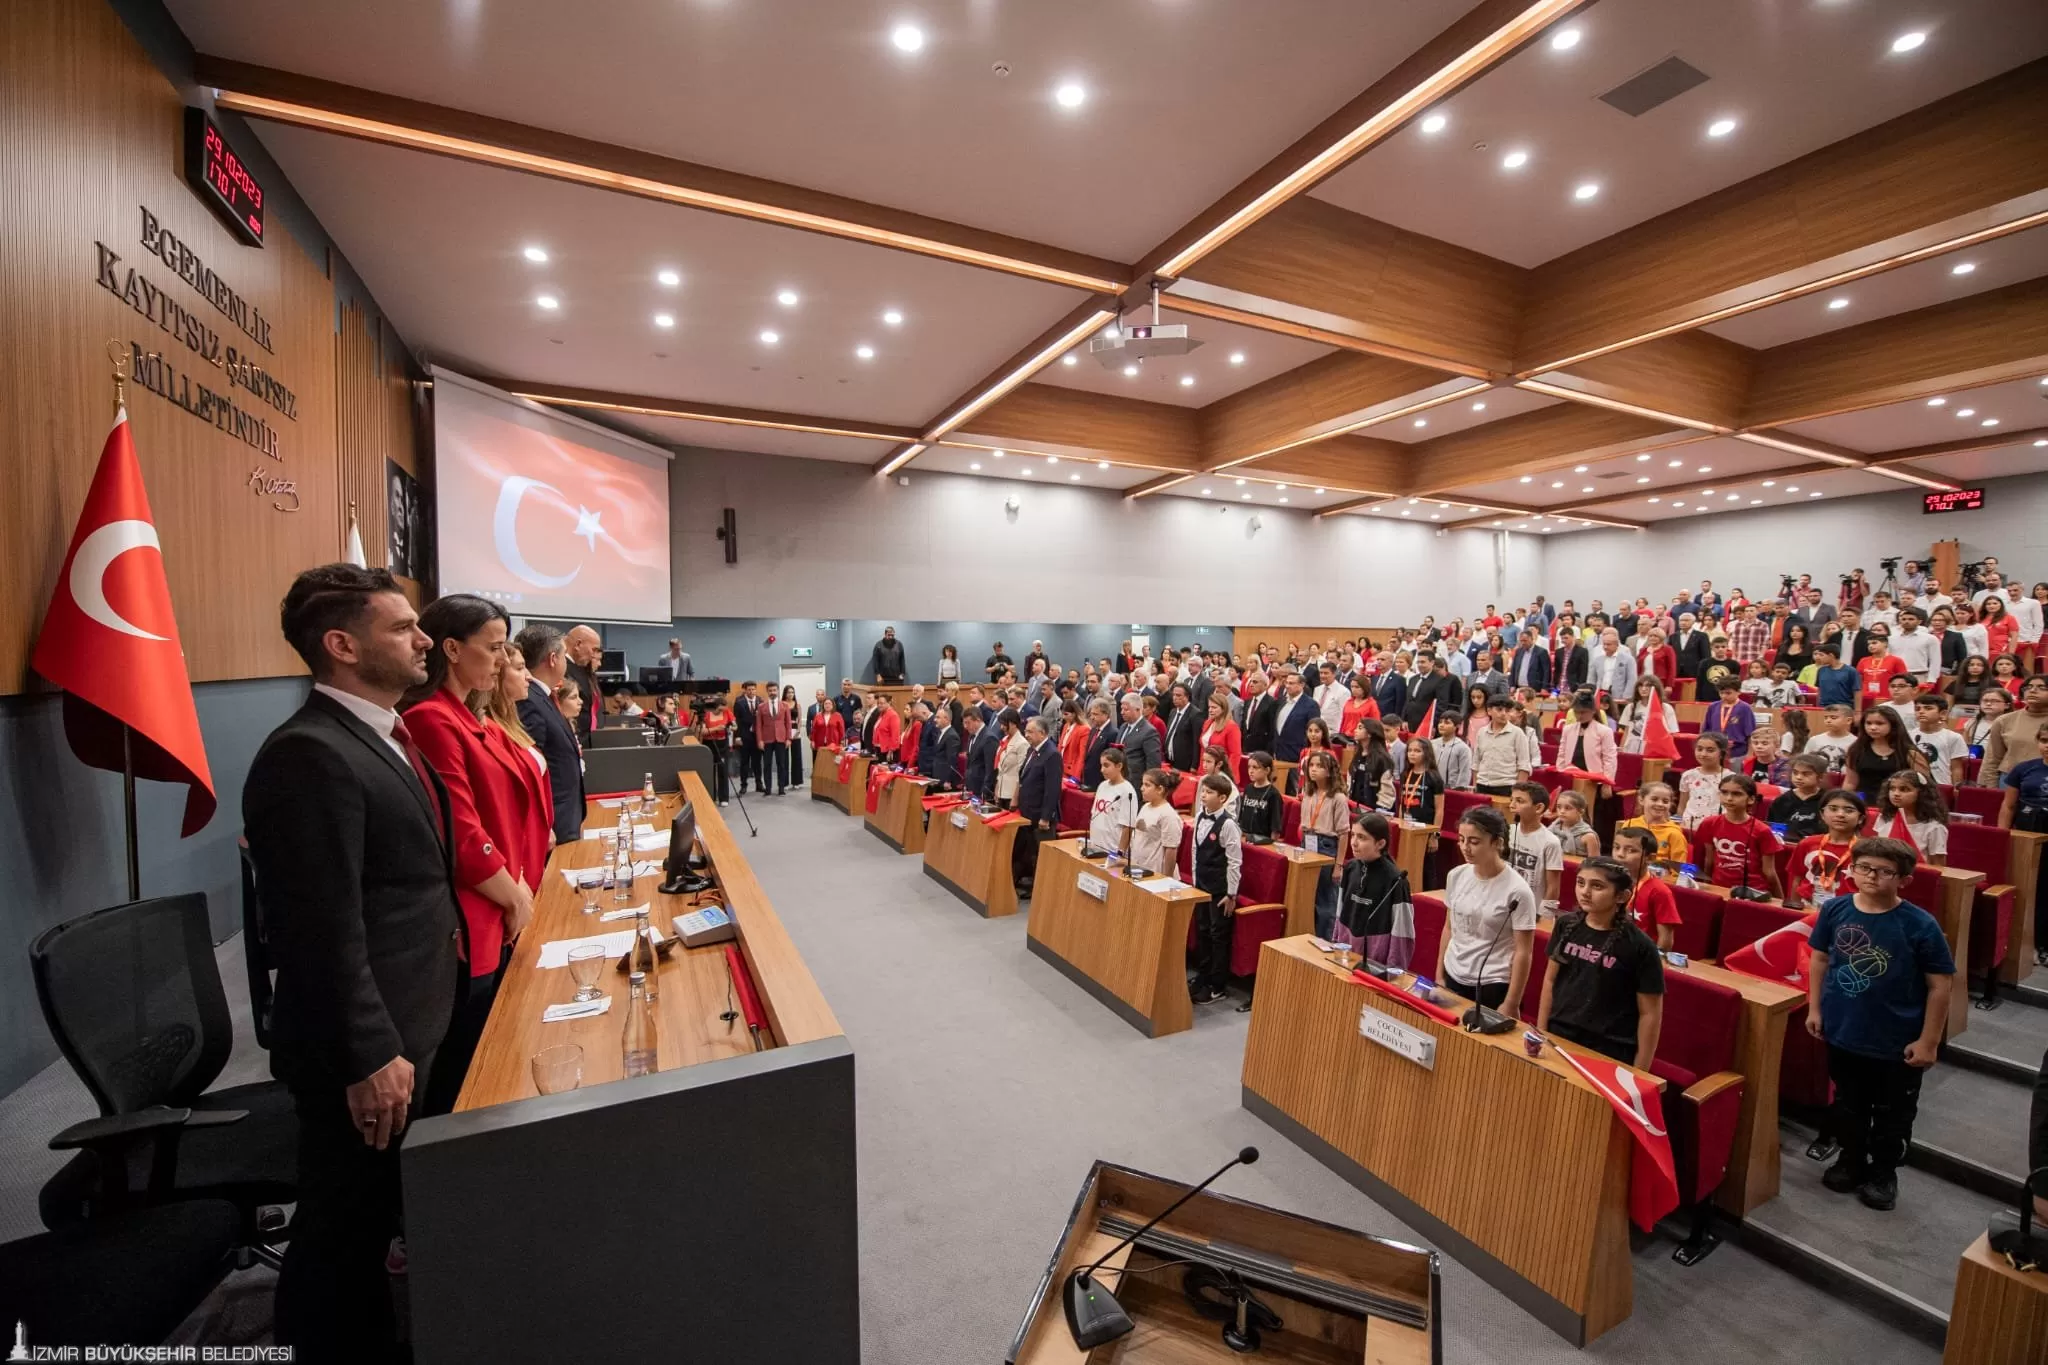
[531, 1044, 583, 1095]
[567, 945, 606, 1002]
[580, 872, 601, 916]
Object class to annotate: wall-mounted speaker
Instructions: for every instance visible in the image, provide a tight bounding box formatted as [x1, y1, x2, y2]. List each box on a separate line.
[715, 506, 738, 564]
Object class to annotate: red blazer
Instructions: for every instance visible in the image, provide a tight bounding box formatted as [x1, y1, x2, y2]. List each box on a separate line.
[403, 688, 551, 976]
[809, 708, 844, 749]
[1201, 719, 1243, 783]
[871, 705, 902, 755]
[898, 713, 921, 768]
[1636, 644, 1679, 689]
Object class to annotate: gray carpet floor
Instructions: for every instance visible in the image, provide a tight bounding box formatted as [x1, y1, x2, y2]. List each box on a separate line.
[0, 788, 1948, 1362]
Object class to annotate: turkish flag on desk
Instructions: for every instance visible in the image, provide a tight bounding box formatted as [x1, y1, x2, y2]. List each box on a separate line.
[1554, 1045, 1679, 1232]
[31, 408, 215, 835]
[1723, 912, 1818, 988]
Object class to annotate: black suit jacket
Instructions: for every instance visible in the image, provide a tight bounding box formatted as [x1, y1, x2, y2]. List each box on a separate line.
[519, 679, 586, 845]
[1081, 722, 1114, 789]
[1670, 630, 1712, 678]
[733, 695, 760, 748]
[1016, 741, 1064, 825]
[242, 690, 463, 1093]
[1551, 645, 1590, 692]
[963, 726, 1000, 800]
[1162, 704, 1201, 770]
[920, 723, 961, 785]
[1404, 672, 1459, 729]
[1507, 646, 1551, 692]
[1372, 673, 1407, 720]
[1242, 693, 1281, 755]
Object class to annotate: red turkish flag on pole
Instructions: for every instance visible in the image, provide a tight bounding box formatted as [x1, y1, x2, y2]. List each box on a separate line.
[31, 408, 216, 836]
[1641, 697, 1679, 760]
[1554, 1043, 1681, 1231]
[1414, 699, 1435, 744]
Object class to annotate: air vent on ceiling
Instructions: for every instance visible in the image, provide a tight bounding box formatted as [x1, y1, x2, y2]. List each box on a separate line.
[1599, 56, 1710, 118]
[1595, 471, 1632, 481]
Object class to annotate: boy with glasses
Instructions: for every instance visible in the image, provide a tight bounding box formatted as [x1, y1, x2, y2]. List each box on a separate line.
[1804, 837, 1955, 1211]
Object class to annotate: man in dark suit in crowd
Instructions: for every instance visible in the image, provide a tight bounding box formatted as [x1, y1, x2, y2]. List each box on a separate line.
[1162, 689, 1202, 772]
[918, 702, 960, 788]
[1507, 635, 1551, 693]
[563, 624, 602, 745]
[1669, 613, 1712, 679]
[242, 564, 464, 1364]
[961, 707, 998, 801]
[1012, 716, 1064, 893]
[1112, 692, 1162, 779]
[1242, 673, 1281, 755]
[1080, 698, 1116, 789]
[733, 680, 763, 794]
[514, 623, 586, 846]
[1403, 655, 1460, 731]
[1549, 626, 1590, 693]
[1271, 670, 1316, 763]
[1372, 661, 1407, 724]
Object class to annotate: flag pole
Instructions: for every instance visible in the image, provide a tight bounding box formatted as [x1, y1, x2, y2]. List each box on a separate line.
[108, 343, 141, 901]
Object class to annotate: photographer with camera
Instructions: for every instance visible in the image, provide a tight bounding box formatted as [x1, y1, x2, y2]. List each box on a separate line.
[1839, 568, 1868, 614]
[1901, 560, 1928, 598]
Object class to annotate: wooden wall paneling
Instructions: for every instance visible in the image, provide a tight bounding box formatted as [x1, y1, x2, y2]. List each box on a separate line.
[1, 0, 352, 690]
[1231, 627, 1411, 660]
[1518, 59, 2048, 370]
[1534, 331, 1756, 432]
[1740, 276, 2048, 429]
[1178, 198, 1526, 376]
[1200, 351, 1459, 469]
[1406, 404, 1700, 494]
[953, 384, 1202, 471]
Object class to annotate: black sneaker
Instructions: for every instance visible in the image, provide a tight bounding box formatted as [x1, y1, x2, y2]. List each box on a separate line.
[1190, 986, 1223, 1005]
[1805, 1136, 1840, 1162]
[1235, 998, 1255, 1013]
[1821, 1160, 1866, 1194]
[1857, 1172, 1898, 1210]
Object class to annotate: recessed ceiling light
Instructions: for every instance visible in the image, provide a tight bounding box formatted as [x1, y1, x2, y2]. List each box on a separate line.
[1200, 487, 1211, 496]
[1636, 476, 1650, 483]
[1413, 418, 1428, 428]
[1957, 408, 1976, 418]
[1927, 397, 1947, 406]
[1636, 453, 1651, 462]
[1706, 118, 1737, 139]
[1228, 352, 1246, 365]
[1982, 418, 2000, 427]
[1238, 479, 1249, 487]
[1430, 513, 1441, 520]
[653, 312, 675, 328]
[1047, 455, 1059, 464]
[1054, 81, 1087, 109]
[1071, 474, 1082, 482]
[1276, 484, 1288, 491]
[1421, 112, 1450, 135]
[1278, 497, 1288, 504]
[1827, 297, 1850, 311]
[1242, 493, 1252, 501]
[969, 462, 981, 471]
[1950, 261, 1976, 276]
[1551, 481, 1565, 488]
[758, 329, 778, 345]
[1472, 401, 1487, 412]
[1314, 487, 1325, 494]
[776, 289, 800, 307]
[1701, 488, 1715, 495]
[1573, 465, 1589, 473]
[1542, 526, 1553, 533]
[855, 344, 875, 360]
[1672, 501, 1686, 508]
[521, 245, 548, 263]
[1648, 497, 1660, 504]
[1407, 497, 1418, 504]
[1581, 486, 1594, 493]
[1098, 460, 1110, 469]
[891, 23, 924, 53]
[1180, 375, 1196, 387]
[992, 449, 1005, 459]
[1123, 364, 1139, 377]
[1021, 468, 1033, 477]
[1697, 466, 1712, 473]
[535, 294, 559, 310]
[656, 268, 681, 288]
[1727, 493, 1741, 501]
[2036, 439, 2048, 448]
[1891, 31, 1926, 54]
[1810, 491, 1823, 497]
[1550, 26, 1581, 51]
[882, 310, 904, 327]
[1519, 475, 1533, 483]
[1572, 182, 1600, 201]
[1401, 509, 1411, 516]
[1493, 519, 1504, 525]
[1669, 458, 1684, 467]
[1786, 485, 1799, 492]
[1751, 499, 1763, 505]
[1762, 480, 1776, 487]
[1501, 149, 1529, 170]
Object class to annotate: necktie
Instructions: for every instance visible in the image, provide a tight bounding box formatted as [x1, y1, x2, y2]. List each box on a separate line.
[388, 715, 446, 842]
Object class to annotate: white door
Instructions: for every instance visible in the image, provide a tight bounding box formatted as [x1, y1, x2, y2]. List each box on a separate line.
[1129, 631, 1151, 662]
[778, 664, 829, 733]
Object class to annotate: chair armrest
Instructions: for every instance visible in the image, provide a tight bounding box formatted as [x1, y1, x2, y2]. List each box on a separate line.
[1979, 883, 2016, 900]
[1057, 825, 1088, 838]
[183, 1108, 250, 1128]
[1683, 1070, 1746, 1105]
[51, 1107, 193, 1151]
[1233, 901, 1287, 918]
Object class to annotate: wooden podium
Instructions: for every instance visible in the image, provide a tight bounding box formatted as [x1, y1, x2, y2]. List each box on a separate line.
[1026, 840, 1208, 1038]
[1945, 1233, 2048, 1364]
[1241, 937, 1655, 1345]
[923, 802, 1024, 917]
[865, 771, 936, 854]
[809, 746, 870, 816]
[1007, 1160, 1441, 1364]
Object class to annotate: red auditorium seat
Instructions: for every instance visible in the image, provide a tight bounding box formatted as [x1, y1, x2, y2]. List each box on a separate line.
[1715, 899, 1829, 1109]
[1176, 837, 1292, 980]
[1945, 822, 2027, 990]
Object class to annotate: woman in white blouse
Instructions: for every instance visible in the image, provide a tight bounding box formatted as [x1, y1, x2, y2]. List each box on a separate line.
[993, 708, 1029, 808]
[1616, 675, 1679, 755]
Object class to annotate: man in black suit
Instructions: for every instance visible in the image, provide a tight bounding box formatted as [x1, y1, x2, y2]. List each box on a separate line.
[243, 564, 464, 1364]
[1669, 613, 1712, 679]
[514, 623, 585, 846]
[918, 703, 961, 788]
[1111, 692, 1162, 779]
[1404, 656, 1460, 731]
[1078, 699, 1115, 789]
[1012, 716, 1064, 892]
[563, 624, 602, 745]
[1507, 636, 1551, 693]
[1550, 627, 1591, 694]
[1371, 660, 1408, 723]
[1242, 673, 1281, 754]
[961, 707, 999, 800]
[1162, 690, 1202, 771]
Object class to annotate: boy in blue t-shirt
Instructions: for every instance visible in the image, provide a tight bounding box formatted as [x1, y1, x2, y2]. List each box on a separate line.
[1805, 836, 1955, 1211]
[2001, 723, 2048, 969]
[1810, 642, 1857, 709]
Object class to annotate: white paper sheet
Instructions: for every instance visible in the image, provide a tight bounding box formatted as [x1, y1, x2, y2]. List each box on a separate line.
[536, 926, 653, 969]
[541, 997, 613, 1023]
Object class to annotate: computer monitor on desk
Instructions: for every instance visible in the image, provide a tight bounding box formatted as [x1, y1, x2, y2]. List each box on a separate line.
[661, 800, 712, 894]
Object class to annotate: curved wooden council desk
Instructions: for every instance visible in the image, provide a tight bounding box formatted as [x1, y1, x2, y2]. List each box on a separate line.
[1944, 1233, 2048, 1364]
[865, 770, 936, 854]
[402, 775, 856, 1364]
[809, 744, 870, 816]
[923, 801, 1024, 917]
[1241, 937, 1656, 1346]
[1026, 840, 1208, 1038]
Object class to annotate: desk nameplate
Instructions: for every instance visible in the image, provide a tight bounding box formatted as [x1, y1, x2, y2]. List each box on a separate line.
[1360, 1004, 1436, 1069]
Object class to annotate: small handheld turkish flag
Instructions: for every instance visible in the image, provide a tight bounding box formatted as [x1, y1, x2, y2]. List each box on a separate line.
[1640, 697, 1679, 761]
[31, 408, 216, 836]
[1723, 912, 1818, 988]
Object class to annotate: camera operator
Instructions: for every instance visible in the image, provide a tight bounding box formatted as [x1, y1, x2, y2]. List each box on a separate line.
[1839, 568, 1868, 613]
[1901, 560, 1928, 597]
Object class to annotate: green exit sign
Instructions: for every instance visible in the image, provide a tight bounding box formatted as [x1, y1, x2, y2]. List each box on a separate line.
[791, 647, 815, 658]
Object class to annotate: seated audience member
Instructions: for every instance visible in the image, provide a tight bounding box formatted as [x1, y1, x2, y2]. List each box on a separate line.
[1333, 812, 1416, 970]
[1768, 753, 1831, 843]
[1611, 827, 1682, 950]
[1537, 857, 1665, 1068]
[1806, 837, 1955, 1212]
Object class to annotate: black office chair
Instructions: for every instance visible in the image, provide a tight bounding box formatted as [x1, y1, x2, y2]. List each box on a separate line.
[32, 894, 295, 1268]
[237, 840, 275, 1051]
[0, 1199, 240, 1348]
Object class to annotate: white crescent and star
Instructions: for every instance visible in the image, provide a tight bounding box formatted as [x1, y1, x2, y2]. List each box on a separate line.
[69, 519, 169, 641]
[492, 475, 583, 588]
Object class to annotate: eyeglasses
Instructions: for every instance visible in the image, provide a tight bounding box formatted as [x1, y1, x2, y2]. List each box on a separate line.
[1850, 864, 1901, 880]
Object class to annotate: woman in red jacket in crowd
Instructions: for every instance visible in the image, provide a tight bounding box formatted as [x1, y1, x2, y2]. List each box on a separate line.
[895, 700, 921, 770]
[401, 594, 550, 1115]
[1201, 692, 1243, 782]
[809, 690, 845, 751]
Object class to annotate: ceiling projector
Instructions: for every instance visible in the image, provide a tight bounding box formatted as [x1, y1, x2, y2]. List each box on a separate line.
[1088, 285, 1204, 368]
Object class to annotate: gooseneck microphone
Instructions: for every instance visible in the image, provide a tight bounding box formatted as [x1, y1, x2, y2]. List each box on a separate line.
[1064, 1147, 1259, 1349]
[1461, 890, 1518, 1035]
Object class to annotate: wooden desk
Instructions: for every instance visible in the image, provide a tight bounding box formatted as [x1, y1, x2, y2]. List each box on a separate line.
[923, 802, 1024, 918]
[809, 745, 870, 816]
[1242, 937, 1654, 1345]
[455, 778, 840, 1110]
[1997, 831, 2045, 988]
[1388, 819, 1440, 894]
[1253, 841, 1339, 938]
[1026, 840, 1209, 1037]
[1945, 1233, 2048, 1364]
[865, 771, 937, 854]
[407, 775, 858, 1363]
[1930, 866, 1985, 1039]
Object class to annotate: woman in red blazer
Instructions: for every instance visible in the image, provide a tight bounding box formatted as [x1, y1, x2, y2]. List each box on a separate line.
[401, 594, 551, 1115]
[1200, 693, 1243, 783]
[1634, 627, 1680, 692]
[866, 694, 902, 756]
[895, 701, 921, 770]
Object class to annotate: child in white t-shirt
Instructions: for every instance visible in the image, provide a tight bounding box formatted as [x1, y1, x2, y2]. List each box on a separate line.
[1087, 748, 1138, 856]
[1127, 769, 1184, 877]
[1506, 782, 1564, 911]
[1678, 734, 1732, 829]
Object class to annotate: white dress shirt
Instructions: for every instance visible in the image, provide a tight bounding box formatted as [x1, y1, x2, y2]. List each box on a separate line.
[313, 683, 408, 763]
[1890, 627, 1942, 680]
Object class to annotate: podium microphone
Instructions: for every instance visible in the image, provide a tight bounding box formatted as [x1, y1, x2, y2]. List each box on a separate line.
[1461, 904, 1517, 1035]
[1064, 1147, 1259, 1349]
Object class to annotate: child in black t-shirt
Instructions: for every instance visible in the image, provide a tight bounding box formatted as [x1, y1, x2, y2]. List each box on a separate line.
[1767, 753, 1830, 845]
[1238, 750, 1281, 844]
[1536, 857, 1666, 1068]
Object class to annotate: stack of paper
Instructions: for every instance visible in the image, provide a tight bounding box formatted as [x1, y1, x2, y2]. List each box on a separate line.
[536, 925, 655, 969]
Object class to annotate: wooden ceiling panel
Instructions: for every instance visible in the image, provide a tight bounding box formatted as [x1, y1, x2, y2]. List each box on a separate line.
[1241, 435, 1411, 494]
[1198, 350, 1454, 468]
[1179, 198, 1525, 375]
[1532, 330, 1756, 432]
[1517, 58, 2048, 371]
[1406, 404, 1702, 493]
[952, 385, 1200, 471]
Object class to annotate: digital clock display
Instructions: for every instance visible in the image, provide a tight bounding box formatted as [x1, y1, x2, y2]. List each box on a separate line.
[184, 108, 264, 247]
[1922, 488, 1985, 514]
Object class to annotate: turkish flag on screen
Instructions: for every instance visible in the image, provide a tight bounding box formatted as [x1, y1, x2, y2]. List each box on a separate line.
[31, 410, 216, 836]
